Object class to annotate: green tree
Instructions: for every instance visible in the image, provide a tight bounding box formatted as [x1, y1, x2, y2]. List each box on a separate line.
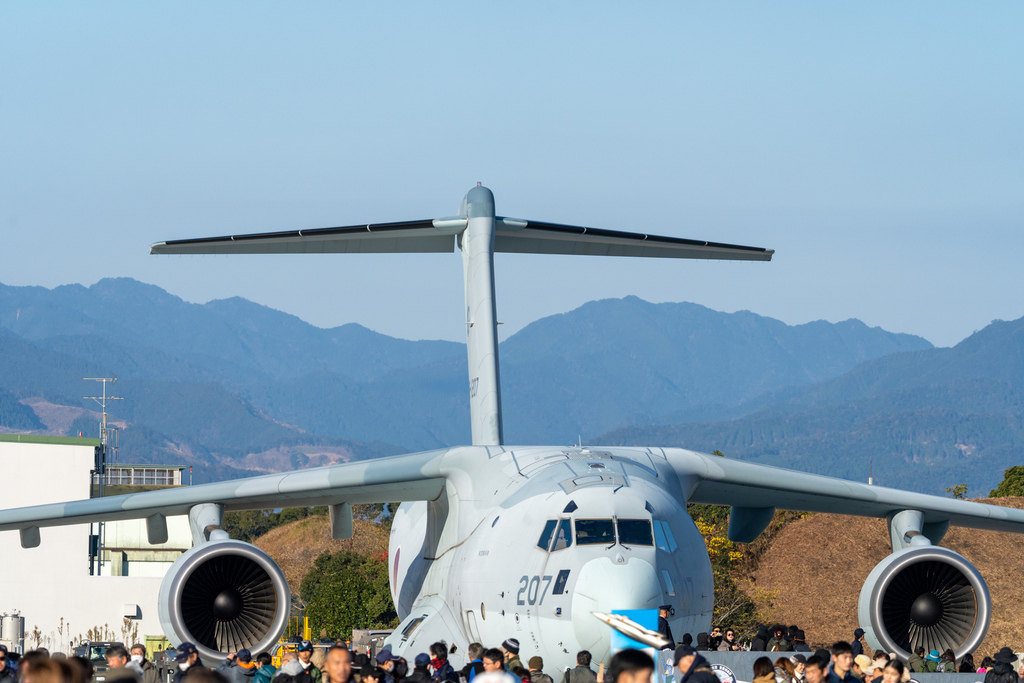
[946, 483, 968, 500]
[301, 551, 397, 639]
[990, 466, 1024, 497]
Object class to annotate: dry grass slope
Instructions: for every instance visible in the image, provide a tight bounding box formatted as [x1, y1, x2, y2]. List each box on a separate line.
[746, 496, 1024, 655]
[255, 515, 391, 590]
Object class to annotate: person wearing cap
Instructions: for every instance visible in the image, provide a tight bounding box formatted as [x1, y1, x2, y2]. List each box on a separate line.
[173, 643, 206, 683]
[849, 630, 863, 658]
[790, 655, 807, 683]
[217, 648, 258, 683]
[297, 641, 323, 683]
[657, 605, 676, 650]
[324, 646, 353, 683]
[790, 631, 810, 654]
[501, 640, 523, 674]
[674, 644, 716, 683]
[375, 649, 396, 683]
[405, 654, 431, 683]
[528, 657, 553, 683]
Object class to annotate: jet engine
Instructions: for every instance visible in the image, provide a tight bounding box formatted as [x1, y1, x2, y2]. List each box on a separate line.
[158, 540, 290, 661]
[858, 545, 990, 658]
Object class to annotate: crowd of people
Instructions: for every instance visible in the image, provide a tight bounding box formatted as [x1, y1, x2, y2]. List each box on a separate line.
[4, 629, 1024, 683]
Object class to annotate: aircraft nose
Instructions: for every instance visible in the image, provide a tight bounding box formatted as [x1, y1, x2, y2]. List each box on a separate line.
[571, 557, 662, 656]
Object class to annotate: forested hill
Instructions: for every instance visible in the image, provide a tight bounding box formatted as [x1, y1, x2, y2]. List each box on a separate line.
[598, 316, 1024, 494]
[0, 278, 937, 483]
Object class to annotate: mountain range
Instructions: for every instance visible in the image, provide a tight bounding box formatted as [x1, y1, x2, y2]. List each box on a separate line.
[1, 277, 1018, 494]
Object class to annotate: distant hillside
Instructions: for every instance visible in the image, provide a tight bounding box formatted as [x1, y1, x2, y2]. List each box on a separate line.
[0, 279, 934, 465]
[254, 515, 389, 590]
[746, 497, 1024, 654]
[598, 316, 1024, 494]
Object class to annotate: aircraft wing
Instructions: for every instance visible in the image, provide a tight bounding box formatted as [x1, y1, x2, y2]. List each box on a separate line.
[494, 217, 774, 261]
[151, 217, 773, 262]
[149, 219, 464, 255]
[0, 449, 447, 532]
[675, 450, 1024, 534]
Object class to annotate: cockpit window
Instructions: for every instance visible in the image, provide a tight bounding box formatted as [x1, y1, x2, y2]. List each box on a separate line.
[537, 519, 557, 550]
[654, 520, 677, 553]
[617, 519, 654, 546]
[552, 519, 572, 551]
[576, 519, 615, 545]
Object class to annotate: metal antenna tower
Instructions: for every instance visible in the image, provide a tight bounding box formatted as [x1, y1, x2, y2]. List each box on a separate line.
[83, 376, 123, 576]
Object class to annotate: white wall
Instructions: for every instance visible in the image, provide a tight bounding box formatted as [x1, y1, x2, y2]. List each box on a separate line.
[0, 441, 189, 652]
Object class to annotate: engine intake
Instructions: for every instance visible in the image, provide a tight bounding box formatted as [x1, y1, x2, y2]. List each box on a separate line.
[159, 540, 290, 661]
[858, 545, 989, 658]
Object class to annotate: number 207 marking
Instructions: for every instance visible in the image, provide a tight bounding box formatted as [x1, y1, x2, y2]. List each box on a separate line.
[516, 575, 553, 605]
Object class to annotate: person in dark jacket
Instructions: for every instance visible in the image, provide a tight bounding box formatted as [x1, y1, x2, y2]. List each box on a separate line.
[0, 647, 15, 683]
[428, 643, 456, 683]
[561, 651, 596, 683]
[217, 649, 257, 683]
[790, 631, 811, 653]
[850, 631, 865, 658]
[460, 645, 485, 683]
[751, 626, 769, 652]
[529, 657, 553, 683]
[406, 655, 431, 683]
[173, 643, 207, 683]
[673, 645, 718, 683]
[657, 605, 676, 650]
[695, 634, 710, 651]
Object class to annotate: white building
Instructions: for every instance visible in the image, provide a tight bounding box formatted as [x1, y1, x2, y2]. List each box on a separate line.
[0, 434, 190, 654]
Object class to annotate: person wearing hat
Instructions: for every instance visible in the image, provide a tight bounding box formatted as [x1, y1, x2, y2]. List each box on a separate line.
[791, 631, 810, 653]
[850, 630, 865, 658]
[216, 648, 257, 683]
[298, 641, 323, 683]
[993, 648, 1017, 670]
[528, 657, 553, 683]
[921, 650, 940, 674]
[673, 644, 717, 683]
[172, 643, 206, 683]
[852, 655, 872, 681]
[501, 640, 523, 674]
[405, 654, 431, 683]
[657, 605, 676, 650]
[375, 649, 396, 683]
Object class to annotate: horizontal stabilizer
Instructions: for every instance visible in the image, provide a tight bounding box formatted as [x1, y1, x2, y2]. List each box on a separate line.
[494, 217, 774, 261]
[150, 218, 467, 255]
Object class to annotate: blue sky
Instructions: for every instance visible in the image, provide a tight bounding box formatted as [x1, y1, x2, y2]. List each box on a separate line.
[2, 3, 1021, 347]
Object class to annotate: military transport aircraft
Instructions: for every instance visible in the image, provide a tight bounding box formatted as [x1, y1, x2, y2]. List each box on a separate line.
[1, 185, 1020, 670]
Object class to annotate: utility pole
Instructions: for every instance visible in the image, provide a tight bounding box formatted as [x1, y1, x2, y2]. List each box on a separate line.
[84, 376, 123, 576]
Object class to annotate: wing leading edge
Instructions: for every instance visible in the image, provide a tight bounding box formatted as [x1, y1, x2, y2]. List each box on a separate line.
[0, 449, 448, 532]
[672, 449, 1024, 534]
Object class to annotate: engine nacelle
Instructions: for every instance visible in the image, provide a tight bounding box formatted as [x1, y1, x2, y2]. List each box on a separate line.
[158, 539, 290, 662]
[858, 545, 990, 659]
